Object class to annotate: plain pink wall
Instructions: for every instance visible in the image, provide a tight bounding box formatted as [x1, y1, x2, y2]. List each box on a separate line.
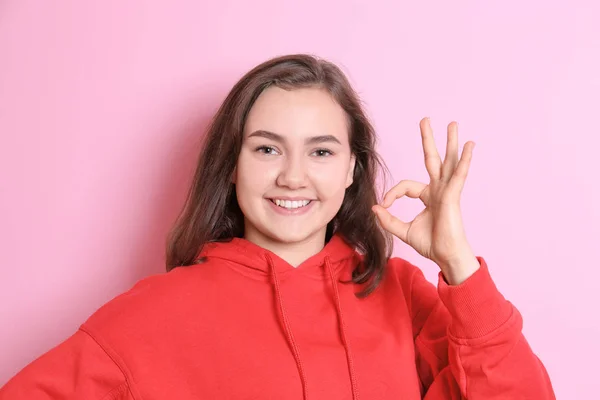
[1, 0, 598, 397]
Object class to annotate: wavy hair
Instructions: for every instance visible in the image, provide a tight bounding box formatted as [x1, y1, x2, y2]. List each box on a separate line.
[166, 54, 393, 297]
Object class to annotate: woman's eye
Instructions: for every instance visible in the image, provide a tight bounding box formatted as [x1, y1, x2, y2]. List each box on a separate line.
[256, 146, 279, 155]
[312, 149, 333, 157]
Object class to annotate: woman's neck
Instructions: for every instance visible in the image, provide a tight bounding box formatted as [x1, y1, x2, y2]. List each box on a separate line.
[243, 227, 327, 267]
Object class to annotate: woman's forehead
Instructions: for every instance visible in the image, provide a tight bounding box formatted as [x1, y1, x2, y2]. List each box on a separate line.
[244, 87, 349, 143]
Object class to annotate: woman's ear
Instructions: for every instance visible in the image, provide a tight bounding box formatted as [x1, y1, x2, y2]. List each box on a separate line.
[346, 154, 356, 188]
[231, 166, 237, 184]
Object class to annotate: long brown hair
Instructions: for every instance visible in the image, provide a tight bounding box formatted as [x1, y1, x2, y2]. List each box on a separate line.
[166, 54, 393, 297]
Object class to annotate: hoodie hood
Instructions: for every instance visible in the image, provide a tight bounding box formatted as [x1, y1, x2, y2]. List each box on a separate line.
[198, 233, 359, 280]
[197, 233, 362, 400]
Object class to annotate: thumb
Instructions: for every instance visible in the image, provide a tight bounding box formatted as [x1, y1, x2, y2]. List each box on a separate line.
[372, 205, 409, 243]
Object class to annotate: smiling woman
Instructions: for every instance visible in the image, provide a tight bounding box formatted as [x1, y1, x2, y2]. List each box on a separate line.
[0, 55, 556, 400]
[166, 55, 391, 295]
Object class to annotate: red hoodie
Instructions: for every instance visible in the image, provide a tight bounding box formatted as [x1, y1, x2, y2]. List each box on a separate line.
[1, 234, 555, 399]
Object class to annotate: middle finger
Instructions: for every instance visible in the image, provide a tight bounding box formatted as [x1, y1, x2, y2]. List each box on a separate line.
[420, 117, 442, 181]
[441, 121, 459, 182]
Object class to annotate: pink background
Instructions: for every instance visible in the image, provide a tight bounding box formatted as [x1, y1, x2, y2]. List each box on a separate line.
[1, 1, 598, 397]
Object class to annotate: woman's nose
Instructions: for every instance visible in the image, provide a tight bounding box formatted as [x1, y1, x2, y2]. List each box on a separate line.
[276, 156, 308, 189]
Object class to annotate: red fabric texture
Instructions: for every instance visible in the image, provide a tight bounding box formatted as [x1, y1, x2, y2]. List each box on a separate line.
[1, 234, 555, 399]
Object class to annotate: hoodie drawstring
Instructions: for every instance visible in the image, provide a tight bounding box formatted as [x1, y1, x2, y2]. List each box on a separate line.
[325, 256, 360, 400]
[267, 254, 309, 400]
[266, 253, 360, 400]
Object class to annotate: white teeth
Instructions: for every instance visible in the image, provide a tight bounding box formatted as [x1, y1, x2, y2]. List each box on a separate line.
[272, 199, 311, 209]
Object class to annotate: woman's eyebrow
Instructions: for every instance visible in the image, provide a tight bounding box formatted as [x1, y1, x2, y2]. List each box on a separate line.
[247, 130, 342, 145]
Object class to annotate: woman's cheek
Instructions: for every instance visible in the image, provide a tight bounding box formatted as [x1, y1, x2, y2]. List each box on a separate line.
[241, 158, 273, 187]
[309, 163, 346, 199]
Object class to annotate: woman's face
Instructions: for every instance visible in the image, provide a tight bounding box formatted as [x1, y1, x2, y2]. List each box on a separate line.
[235, 86, 355, 247]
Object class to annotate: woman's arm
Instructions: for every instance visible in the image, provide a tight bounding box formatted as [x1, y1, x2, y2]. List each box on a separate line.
[0, 329, 131, 400]
[408, 256, 555, 399]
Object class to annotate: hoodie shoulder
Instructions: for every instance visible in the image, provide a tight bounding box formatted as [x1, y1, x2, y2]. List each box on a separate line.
[386, 256, 423, 287]
[383, 256, 436, 306]
[81, 261, 223, 338]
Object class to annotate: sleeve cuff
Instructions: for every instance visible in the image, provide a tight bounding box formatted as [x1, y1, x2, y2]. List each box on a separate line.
[437, 256, 514, 339]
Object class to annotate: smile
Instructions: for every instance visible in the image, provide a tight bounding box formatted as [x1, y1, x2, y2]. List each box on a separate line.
[267, 199, 315, 216]
[270, 199, 312, 209]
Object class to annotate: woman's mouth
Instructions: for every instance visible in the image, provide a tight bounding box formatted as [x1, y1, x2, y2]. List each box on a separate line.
[270, 199, 312, 210]
[267, 198, 315, 215]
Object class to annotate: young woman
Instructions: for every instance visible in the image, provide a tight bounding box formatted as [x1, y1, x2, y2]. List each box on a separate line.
[1, 54, 555, 399]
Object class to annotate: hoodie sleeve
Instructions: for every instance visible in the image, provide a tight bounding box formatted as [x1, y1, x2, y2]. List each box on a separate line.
[408, 256, 556, 399]
[0, 328, 132, 400]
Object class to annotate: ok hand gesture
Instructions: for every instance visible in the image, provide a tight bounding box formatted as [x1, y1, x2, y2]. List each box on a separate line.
[373, 118, 480, 285]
